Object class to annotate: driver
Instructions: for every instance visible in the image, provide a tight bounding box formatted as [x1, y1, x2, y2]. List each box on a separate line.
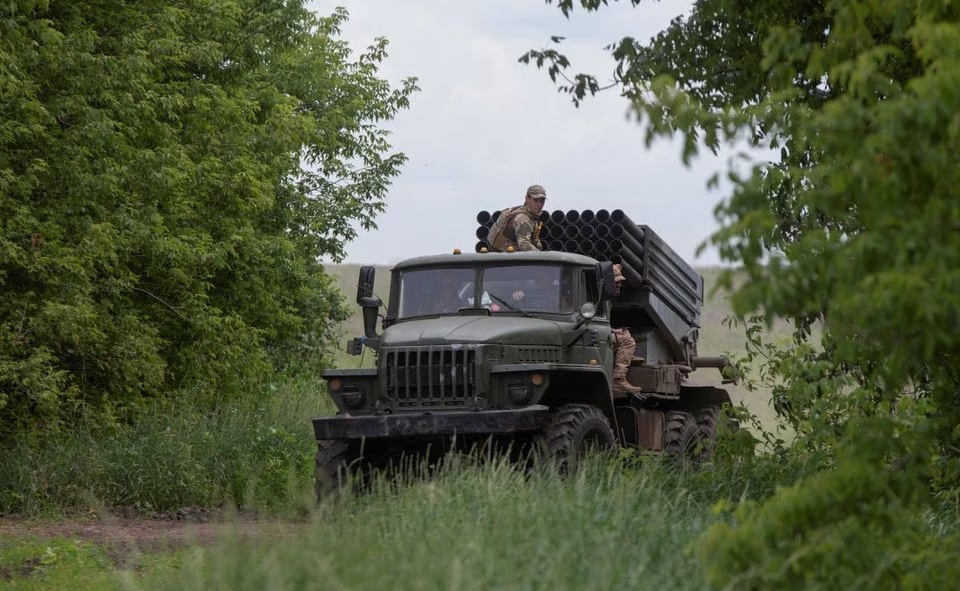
[508, 267, 558, 309]
[434, 276, 467, 313]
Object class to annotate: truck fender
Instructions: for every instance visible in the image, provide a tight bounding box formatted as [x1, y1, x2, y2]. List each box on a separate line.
[678, 385, 732, 411]
[539, 370, 618, 434]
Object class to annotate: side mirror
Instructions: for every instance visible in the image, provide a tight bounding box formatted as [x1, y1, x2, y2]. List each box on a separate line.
[357, 266, 376, 304]
[356, 266, 381, 343]
[597, 261, 617, 301]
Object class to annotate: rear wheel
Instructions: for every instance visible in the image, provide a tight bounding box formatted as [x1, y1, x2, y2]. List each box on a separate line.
[662, 410, 698, 459]
[693, 405, 721, 462]
[535, 404, 616, 472]
[693, 404, 740, 462]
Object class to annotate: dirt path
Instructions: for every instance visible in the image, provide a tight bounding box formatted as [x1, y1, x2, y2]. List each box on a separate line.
[0, 510, 307, 562]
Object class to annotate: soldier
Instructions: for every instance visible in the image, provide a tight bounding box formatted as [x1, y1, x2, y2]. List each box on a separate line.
[506, 265, 571, 312]
[436, 275, 466, 313]
[488, 184, 546, 252]
[611, 264, 643, 395]
[513, 184, 546, 251]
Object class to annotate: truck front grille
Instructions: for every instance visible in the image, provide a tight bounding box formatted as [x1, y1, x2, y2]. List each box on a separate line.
[384, 347, 477, 407]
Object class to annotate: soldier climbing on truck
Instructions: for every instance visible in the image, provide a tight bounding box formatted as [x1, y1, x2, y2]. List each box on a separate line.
[610, 263, 643, 396]
[486, 184, 547, 252]
[313, 208, 738, 497]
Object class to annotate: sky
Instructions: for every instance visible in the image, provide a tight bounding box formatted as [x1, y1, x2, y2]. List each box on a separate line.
[311, 0, 736, 267]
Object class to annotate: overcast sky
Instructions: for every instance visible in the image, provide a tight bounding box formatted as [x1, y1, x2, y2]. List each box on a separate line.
[311, 0, 735, 267]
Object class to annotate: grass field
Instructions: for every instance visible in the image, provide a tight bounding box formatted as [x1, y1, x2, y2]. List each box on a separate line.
[2, 455, 752, 591]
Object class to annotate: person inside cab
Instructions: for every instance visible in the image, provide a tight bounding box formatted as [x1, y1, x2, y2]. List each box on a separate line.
[482, 265, 571, 314]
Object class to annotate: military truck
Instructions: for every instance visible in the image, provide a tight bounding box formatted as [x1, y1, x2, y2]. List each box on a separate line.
[313, 209, 736, 494]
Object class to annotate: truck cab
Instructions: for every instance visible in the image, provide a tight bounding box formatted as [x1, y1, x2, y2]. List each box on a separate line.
[323, 251, 617, 420]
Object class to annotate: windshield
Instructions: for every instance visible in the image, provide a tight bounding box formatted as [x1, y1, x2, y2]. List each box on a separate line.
[396, 267, 476, 318]
[482, 265, 573, 314]
[394, 264, 575, 319]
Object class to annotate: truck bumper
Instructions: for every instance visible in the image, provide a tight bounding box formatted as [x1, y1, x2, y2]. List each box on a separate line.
[312, 405, 551, 440]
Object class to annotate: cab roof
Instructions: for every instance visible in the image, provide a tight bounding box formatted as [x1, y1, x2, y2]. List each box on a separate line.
[391, 250, 600, 271]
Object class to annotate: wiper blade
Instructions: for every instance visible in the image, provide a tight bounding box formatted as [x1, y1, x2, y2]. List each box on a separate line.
[487, 292, 534, 318]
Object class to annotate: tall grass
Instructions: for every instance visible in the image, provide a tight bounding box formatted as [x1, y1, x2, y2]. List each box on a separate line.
[136, 456, 719, 591]
[0, 373, 336, 515]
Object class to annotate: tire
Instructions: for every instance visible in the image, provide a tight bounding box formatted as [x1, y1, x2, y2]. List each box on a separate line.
[694, 404, 740, 462]
[693, 405, 721, 462]
[662, 410, 698, 459]
[535, 404, 616, 472]
[316, 439, 441, 500]
[315, 439, 364, 500]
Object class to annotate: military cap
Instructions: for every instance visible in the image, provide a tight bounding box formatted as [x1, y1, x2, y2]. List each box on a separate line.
[526, 184, 547, 199]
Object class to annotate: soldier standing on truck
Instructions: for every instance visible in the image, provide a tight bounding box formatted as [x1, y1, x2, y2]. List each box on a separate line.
[487, 184, 547, 252]
[612, 264, 643, 395]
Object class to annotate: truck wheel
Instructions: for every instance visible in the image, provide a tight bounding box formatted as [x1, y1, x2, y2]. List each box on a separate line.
[693, 404, 738, 462]
[663, 410, 698, 459]
[315, 439, 363, 500]
[693, 405, 721, 462]
[535, 404, 616, 472]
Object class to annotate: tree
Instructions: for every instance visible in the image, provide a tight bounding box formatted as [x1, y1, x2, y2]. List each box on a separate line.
[526, 0, 960, 586]
[0, 1, 418, 438]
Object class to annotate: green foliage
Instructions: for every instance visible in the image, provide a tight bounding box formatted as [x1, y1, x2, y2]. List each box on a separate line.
[0, 537, 117, 591]
[719, 2, 960, 488]
[700, 414, 960, 590]
[0, 2, 418, 438]
[0, 373, 335, 514]
[700, 463, 948, 590]
[530, 0, 960, 586]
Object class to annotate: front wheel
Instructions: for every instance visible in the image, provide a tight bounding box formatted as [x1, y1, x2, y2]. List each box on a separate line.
[535, 404, 616, 472]
[315, 439, 367, 500]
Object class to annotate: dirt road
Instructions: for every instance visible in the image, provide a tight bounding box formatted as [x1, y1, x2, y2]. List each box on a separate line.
[0, 510, 306, 560]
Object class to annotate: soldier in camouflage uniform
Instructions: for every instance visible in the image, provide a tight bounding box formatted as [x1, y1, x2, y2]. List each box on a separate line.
[611, 264, 642, 395]
[504, 184, 546, 251]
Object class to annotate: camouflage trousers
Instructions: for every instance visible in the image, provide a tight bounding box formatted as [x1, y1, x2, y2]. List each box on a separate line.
[612, 328, 636, 380]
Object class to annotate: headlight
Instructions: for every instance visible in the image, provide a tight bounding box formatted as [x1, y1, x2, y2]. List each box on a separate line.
[507, 381, 533, 405]
[341, 387, 364, 408]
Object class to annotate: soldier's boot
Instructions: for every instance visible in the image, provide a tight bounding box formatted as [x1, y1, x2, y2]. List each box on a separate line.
[613, 376, 642, 395]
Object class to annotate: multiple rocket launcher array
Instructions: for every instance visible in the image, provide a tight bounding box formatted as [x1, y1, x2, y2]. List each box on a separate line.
[476, 208, 652, 288]
[474, 208, 705, 360]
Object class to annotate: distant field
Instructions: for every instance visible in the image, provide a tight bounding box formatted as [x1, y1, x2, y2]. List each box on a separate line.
[325, 264, 784, 429]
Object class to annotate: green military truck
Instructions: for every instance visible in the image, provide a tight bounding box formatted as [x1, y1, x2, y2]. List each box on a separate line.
[313, 210, 736, 494]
